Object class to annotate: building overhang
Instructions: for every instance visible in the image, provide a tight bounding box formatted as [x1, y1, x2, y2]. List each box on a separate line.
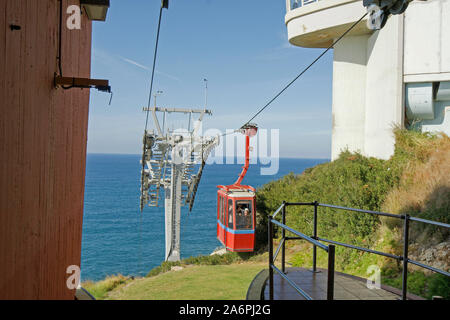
[285, 0, 373, 48]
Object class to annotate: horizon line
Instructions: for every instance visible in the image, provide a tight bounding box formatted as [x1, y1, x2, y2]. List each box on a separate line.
[86, 152, 331, 160]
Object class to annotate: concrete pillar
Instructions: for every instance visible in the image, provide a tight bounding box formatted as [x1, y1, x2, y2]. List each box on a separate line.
[364, 14, 404, 160]
[332, 35, 369, 160]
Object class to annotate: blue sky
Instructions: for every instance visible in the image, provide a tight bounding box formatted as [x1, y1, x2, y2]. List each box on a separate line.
[88, 0, 333, 159]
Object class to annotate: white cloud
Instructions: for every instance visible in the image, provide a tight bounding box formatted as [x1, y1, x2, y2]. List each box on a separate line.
[119, 56, 151, 71]
[93, 48, 182, 82]
[117, 55, 181, 82]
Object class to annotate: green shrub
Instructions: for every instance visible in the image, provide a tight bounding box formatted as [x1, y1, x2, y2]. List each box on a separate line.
[146, 252, 245, 278]
[255, 129, 449, 299]
[428, 274, 450, 299]
[382, 270, 450, 300]
[256, 151, 400, 251]
[83, 275, 130, 300]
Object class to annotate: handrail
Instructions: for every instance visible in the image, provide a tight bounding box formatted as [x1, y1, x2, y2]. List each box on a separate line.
[271, 219, 329, 251]
[285, 202, 316, 206]
[273, 238, 285, 262]
[267, 201, 450, 301]
[318, 203, 401, 219]
[268, 202, 335, 300]
[316, 236, 402, 261]
[271, 264, 313, 300]
[272, 203, 285, 219]
[408, 259, 450, 278]
[409, 216, 450, 229]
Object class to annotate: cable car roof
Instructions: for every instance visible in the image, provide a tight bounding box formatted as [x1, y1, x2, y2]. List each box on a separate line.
[218, 187, 255, 197]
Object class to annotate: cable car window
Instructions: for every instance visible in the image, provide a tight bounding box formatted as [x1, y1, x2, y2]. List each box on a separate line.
[223, 197, 227, 226]
[228, 199, 234, 229]
[220, 198, 222, 225]
[235, 201, 253, 230]
[218, 196, 223, 221]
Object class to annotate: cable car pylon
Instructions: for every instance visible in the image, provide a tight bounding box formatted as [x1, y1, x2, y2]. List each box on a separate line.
[140, 106, 219, 262]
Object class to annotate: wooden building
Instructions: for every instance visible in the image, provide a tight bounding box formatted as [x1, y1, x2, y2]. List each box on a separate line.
[0, 0, 108, 299]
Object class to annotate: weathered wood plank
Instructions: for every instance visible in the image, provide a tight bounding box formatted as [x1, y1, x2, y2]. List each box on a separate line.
[0, 0, 93, 299]
[0, 0, 8, 299]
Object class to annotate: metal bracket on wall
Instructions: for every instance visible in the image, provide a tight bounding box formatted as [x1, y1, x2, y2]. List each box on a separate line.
[54, 75, 111, 93]
[363, 0, 410, 30]
[9, 24, 21, 31]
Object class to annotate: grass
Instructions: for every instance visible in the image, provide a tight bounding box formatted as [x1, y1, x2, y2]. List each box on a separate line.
[83, 247, 277, 300]
[83, 275, 131, 300]
[85, 263, 266, 300]
[83, 252, 269, 300]
[146, 252, 257, 278]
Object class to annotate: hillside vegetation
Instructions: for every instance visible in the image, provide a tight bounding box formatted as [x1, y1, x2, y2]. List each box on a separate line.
[85, 129, 449, 300]
[256, 128, 450, 299]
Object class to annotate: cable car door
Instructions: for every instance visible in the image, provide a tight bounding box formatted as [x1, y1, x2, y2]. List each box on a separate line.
[217, 193, 226, 246]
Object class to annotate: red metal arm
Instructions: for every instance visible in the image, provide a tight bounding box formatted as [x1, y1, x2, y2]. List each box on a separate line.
[217, 125, 257, 192]
[235, 135, 250, 186]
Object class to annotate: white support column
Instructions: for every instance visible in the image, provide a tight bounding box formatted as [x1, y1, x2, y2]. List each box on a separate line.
[164, 184, 173, 261]
[165, 163, 182, 262]
[332, 35, 368, 160]
[364, 14, 404, 160]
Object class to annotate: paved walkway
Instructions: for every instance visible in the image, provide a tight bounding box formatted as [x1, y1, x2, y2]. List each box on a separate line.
[260, 267, 422, 300]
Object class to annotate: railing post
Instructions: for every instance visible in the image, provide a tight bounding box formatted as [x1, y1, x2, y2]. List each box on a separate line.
[312, 201, 318, 273]
[402, 214, 410, 300]
[282, 202, 286, 273]
[327, 245, 335, 300]
[268, 215, 274, 300]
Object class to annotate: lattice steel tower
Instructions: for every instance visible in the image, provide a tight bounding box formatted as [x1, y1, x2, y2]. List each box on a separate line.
[140, 107, 219, 262]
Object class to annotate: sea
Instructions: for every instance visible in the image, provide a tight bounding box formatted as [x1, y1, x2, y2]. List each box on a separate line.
[80, 155, 328, 281]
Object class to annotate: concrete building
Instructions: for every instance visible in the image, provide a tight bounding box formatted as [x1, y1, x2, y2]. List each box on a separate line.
[285, 0, 450, 160]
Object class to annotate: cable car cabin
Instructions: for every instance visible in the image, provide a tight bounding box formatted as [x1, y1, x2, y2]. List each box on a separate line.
[217, 187, 256, 252]
[217, 123, 258, 252]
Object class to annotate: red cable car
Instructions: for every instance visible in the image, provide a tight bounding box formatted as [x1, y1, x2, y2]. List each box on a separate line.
[217, 124, 258, 252]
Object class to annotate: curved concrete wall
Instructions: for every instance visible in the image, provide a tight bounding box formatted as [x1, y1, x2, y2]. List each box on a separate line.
[286, 0, 370, 48]
[285, 0, 450, 160]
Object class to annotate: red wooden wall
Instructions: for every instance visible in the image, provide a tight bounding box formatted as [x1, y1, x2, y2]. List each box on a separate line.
[0, 0, 92, 299]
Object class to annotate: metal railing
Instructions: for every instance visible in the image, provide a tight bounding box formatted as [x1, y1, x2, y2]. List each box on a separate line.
[267, 201, 450, 300]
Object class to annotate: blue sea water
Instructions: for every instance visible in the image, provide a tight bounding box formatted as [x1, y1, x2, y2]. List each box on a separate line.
[81, 155, 328, 281]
